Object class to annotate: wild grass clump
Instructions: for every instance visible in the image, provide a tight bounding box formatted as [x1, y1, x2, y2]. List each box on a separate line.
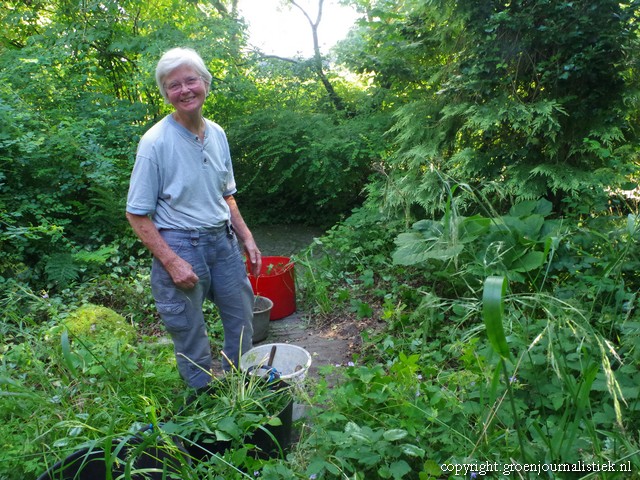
[0, 292, 182, 478]
[0, 294, 299, 479]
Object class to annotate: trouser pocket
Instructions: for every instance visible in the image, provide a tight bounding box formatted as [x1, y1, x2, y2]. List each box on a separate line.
[155, 300, 189, 332]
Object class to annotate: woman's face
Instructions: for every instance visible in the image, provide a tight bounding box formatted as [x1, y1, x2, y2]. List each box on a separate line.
[163, 64, 208, 116]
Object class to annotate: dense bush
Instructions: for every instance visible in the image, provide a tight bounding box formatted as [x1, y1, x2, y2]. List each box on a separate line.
[230, 109, 392, 226]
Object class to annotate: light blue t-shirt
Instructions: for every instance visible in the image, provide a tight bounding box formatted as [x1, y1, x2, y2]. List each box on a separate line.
[126, 115, 237, 230]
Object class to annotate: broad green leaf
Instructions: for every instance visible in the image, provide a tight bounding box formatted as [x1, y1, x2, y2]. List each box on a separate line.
[345, 421, 371, 443]
[520, 214, 545, 237]
[388, 460, 412, 479]
[60, 329, 79, 377]
[266, 416, 283, 427]
[423, 459, 443, 476]
[215, 430, 233, 442]
[509, 200, 539, 217]
[383, 428, 408, 441]
[460, 215, 491, 240]
[482, 276, 511, 360]
[400, 443, 426, 457]
[512, 251, 545, 272]
[345, 421, 361, 435]
[216, 416, 241, 437]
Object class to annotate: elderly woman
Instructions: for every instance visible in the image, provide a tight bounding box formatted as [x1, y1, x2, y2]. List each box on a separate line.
[126, 47, 261, 389]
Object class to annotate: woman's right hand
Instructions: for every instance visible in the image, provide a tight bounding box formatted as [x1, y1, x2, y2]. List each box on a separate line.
[165, 256, 199, 290]
[126, 213, 200, 290]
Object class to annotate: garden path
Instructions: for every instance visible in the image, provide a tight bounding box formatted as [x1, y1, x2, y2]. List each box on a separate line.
[253, 308, 361, 378]
[248, 224, 364, 378]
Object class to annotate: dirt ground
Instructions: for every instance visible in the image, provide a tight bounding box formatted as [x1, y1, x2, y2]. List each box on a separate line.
[242, 225, 370, 379]
[254, 309, 364, 378]
[201, 306, 369, 380]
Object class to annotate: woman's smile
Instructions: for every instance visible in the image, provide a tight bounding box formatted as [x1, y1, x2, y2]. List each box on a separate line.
[164, 65, 207, 115]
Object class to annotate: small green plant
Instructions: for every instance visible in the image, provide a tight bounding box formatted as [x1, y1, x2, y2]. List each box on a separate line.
[263, 261, 290, 276]
[482, 275, 527, 462]
[161, 362, 296, 477]
[297, 356, 433, 479]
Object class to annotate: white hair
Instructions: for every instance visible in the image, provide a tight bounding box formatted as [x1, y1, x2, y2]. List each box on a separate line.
[155, 47, 213, 101]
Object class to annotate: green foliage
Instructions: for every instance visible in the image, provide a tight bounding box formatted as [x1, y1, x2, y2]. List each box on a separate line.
[2, 0, 640, 478]
[294, 201, 405, 315]
[0, 309, 302, 479]
[165, 370, 295, 475]
[345, 0, 640, 215]
[0, 0, 386, 293]
[393, 197, 561, 293]
[296, 181, 640, 473]
[230, 109, 392, 226]
[0, 310, 181, 478]
[336, 0, 460, 109]
[300, 356, 432, 479]
[538, 210, 640, 371]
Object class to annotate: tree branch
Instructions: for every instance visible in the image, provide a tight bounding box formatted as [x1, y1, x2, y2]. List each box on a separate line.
[258, 53, 300, 64]
[210, 0, 228, 16]
[287, 0, 346, 113]
[290, 0, 319, 28]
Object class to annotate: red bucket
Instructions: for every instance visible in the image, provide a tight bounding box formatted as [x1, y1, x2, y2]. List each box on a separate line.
[248, 256, 296, 320]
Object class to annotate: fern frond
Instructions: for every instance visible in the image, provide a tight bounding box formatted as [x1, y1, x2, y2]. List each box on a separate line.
[73, 246, 116, 265]
[45, 254, 80, 285]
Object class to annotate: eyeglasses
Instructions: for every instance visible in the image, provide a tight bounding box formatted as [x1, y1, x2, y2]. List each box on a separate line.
[164, 76, 203, 94]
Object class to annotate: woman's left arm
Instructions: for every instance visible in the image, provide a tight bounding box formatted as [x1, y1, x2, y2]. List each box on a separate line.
[224, 195, 262, 276]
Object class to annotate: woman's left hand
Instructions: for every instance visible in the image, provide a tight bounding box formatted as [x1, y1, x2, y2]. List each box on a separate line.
[224, 195, 262, 277]
[245, 240, 262, 277]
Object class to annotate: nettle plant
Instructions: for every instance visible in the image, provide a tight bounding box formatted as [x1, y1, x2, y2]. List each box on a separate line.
[299, 355, 437, 480]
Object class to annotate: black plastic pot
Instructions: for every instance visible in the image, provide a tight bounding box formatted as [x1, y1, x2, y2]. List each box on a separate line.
[37, 435, 186, 480]
[184, 379, 294, 462]
[246, 395, 293, 458]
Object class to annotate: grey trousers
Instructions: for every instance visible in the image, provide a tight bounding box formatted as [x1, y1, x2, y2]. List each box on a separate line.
[151, 227, 254, 388]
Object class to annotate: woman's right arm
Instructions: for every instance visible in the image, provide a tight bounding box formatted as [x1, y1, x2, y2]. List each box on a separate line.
[126, 212, 199, 290]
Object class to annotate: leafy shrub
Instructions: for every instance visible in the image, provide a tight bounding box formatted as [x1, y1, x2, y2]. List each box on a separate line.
[299, 355, 459, 479]
[297, 183, 640, 474]
[393, 198, 562, 294]
[230, 109, 392, 226]
[294, 201, 405, 315]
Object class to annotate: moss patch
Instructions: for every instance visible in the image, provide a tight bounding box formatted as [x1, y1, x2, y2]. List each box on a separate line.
[64, 304, 136, 349]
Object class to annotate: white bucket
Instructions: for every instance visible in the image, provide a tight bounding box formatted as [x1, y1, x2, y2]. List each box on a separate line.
[240, 343, 312, 384]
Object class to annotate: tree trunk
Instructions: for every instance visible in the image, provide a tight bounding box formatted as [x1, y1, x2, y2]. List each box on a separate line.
[290, 0, 346, 113]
